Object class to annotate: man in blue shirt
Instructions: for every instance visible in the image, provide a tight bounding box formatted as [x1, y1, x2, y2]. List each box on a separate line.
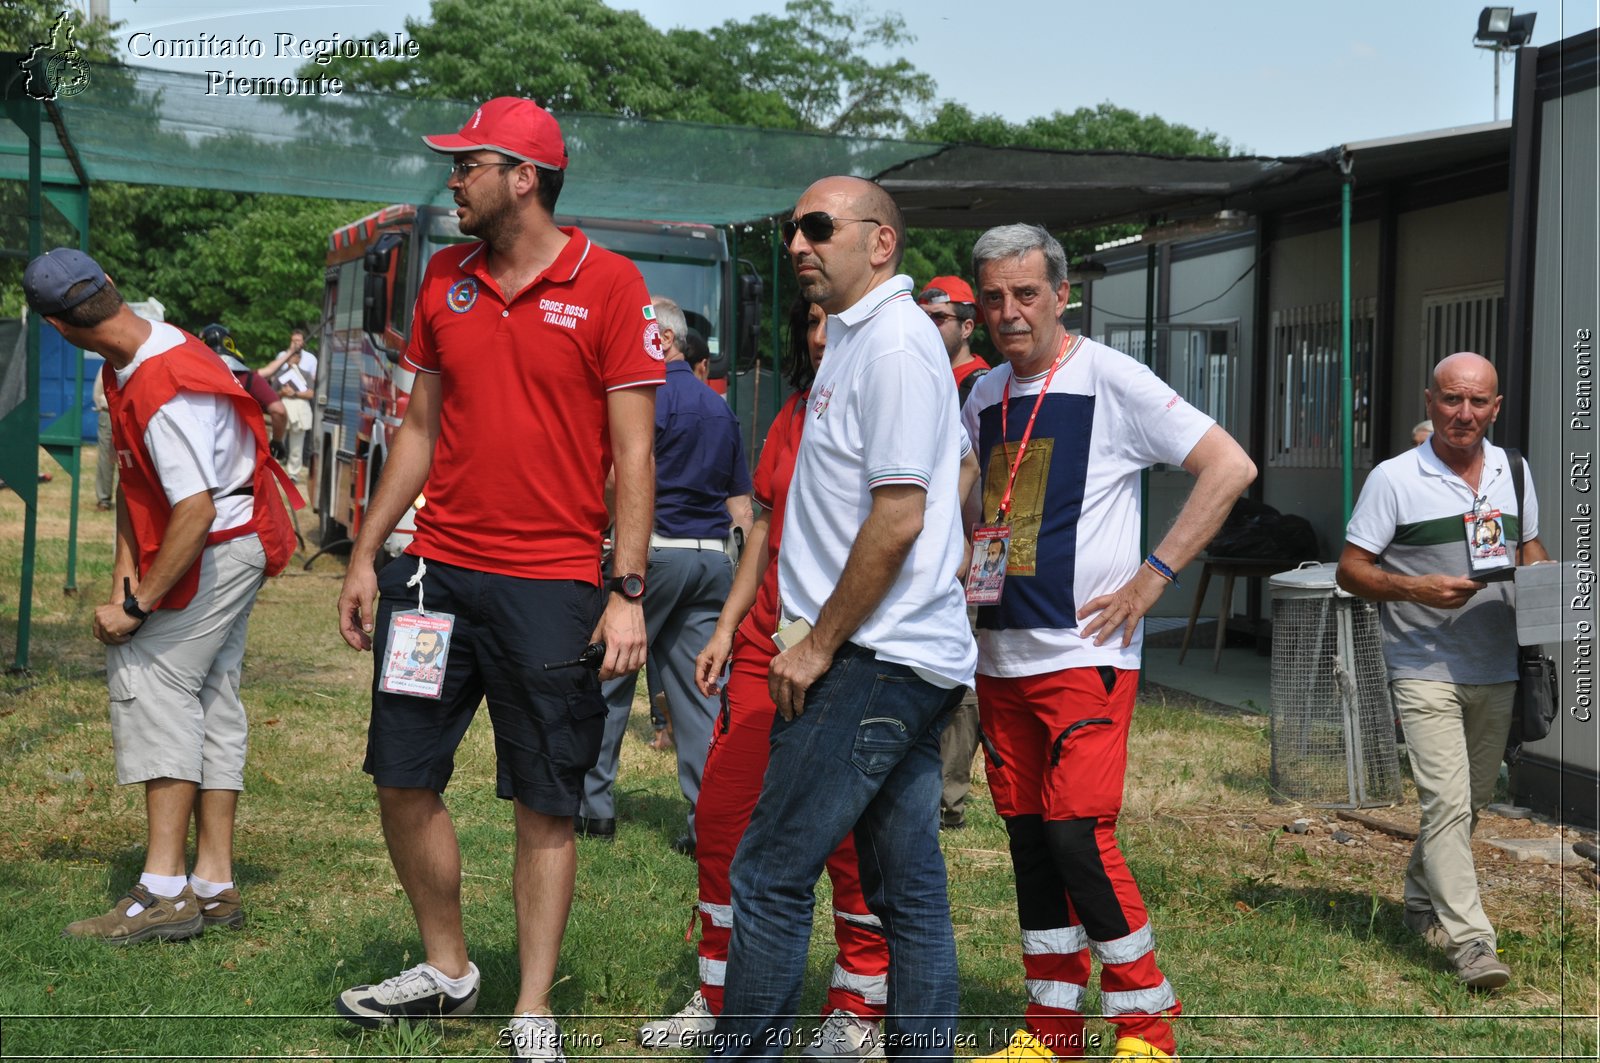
[578, 296, 753, 852]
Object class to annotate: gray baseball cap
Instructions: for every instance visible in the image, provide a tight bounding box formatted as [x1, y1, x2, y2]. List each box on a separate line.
[23, 247, 109, 316]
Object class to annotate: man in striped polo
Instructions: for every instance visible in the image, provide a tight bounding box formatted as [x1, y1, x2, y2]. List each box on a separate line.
[1338, 351, 1548, 990]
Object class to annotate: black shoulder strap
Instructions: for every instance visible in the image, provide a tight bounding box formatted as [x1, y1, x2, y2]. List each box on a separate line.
[1507, 446, 1525, 563]
[958, 366, 989, 406]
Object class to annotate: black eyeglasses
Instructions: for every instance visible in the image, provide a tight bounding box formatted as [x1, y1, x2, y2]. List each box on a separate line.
[923, 311, 958, 326]
[781, 212, 882, 248]
[448, 159, 519, 181]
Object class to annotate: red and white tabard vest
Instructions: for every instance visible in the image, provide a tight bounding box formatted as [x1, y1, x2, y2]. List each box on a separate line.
[105, 332, 301, 610]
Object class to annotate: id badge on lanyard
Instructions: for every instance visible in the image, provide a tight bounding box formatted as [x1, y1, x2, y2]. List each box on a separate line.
[966, 524, 1011, 605]
[1463, 494, 1511, 576]
[379, 557, 456, 700]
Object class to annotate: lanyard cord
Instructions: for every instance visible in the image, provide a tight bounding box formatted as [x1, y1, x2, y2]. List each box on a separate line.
[996, 335, 1080, 520]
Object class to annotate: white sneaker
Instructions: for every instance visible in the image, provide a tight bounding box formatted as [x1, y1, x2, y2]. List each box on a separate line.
[335, 961, 480, 1028]
[801, 1009, 884, 1061]
[637, 989, 717, 1049]
[505, 1013, 566, 1063]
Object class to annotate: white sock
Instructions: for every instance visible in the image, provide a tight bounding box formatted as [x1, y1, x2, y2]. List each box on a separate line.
[131, 872, 189, 917]
[424, 961, 480, 995]
[190, 875, 234, 908]
[190, 877, 233, 909]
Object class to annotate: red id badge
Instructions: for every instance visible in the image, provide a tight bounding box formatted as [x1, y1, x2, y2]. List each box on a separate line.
[966, 524, 1011, 605]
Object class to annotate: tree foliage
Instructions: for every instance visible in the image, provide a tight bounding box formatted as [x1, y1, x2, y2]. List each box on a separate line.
[920, 101, 1232, 156]
[87, 186, 377, 364]
[0, 1, 119, 59]
[322, 0, 934, 137]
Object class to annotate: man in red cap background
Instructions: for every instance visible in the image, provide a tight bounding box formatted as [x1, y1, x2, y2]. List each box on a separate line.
[917, 274, 991, 404]
[916, 274, 990, 832]
[334, 97, 661, 1061]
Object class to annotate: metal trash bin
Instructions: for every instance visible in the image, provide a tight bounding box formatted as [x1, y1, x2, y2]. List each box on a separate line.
[1268, 562, 1400, 807]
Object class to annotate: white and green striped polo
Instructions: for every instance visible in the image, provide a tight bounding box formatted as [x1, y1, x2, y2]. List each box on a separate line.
[1345, 440, 1540, 684]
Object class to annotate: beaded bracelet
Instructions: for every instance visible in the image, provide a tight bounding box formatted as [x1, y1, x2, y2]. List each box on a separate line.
[1144, 553, 1180, 587]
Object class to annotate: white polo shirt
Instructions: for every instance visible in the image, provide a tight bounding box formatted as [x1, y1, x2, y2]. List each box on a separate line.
[778, 274, 977, 689]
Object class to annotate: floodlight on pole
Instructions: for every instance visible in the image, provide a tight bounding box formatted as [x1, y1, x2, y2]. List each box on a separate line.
[1473, 6, 1536, 120]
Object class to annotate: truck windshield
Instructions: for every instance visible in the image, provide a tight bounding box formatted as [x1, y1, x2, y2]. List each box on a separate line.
[632, 258, 722, 353]
[423, 213, 722, 353]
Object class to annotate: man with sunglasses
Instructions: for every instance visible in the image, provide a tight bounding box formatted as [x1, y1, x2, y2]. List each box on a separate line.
[333, 97, 662, 1061]
[963, 224, 1254, 1063]
[710, 177, 976, 1061]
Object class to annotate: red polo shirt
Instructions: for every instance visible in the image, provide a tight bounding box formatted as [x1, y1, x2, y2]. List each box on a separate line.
[952, 355, 990, 393]
[404, 228, 665, 580]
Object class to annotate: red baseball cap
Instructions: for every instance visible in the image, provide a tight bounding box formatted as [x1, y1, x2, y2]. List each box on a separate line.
[422, 97, 568, 171]
[917, 275, 976, 306]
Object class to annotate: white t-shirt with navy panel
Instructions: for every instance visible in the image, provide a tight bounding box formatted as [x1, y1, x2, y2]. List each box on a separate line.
[960, 336, 1215, 678]
[777, 274, 978, 690]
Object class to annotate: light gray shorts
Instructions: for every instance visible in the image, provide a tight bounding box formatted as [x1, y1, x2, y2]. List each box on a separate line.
[106, 535, 266, 789]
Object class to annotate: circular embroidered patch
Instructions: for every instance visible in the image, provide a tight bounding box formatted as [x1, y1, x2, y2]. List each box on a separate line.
[447, 278, 479, 314]
[644, 321, 664, 361]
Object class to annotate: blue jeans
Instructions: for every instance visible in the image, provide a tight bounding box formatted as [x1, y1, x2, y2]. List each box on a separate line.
[712, 643, 963, 1062]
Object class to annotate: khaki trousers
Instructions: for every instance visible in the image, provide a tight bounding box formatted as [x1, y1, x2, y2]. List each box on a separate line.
[1392, 678, 1515, 958]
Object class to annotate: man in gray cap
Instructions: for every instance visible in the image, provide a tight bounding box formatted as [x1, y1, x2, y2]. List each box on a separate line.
[24, 247, 296, 947]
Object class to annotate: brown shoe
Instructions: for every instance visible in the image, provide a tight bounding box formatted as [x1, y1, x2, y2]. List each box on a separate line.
[1453, 939, 1511, 990]
[1402, 906, 1449, 950]
[199, 887, 245, 929]
[63, 884, 203, 944]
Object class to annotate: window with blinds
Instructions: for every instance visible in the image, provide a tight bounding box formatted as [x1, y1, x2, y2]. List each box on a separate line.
[1099, 322, 1238, 435]
[1268, 299, 1377, 468]
[1419, 284, 1504, 393]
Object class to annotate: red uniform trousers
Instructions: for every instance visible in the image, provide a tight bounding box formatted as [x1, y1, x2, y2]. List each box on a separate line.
[695, 630, 890, 1017]
[978, 667, 1180, 1057]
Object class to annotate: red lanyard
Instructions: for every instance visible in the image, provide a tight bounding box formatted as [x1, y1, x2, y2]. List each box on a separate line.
[996, 335, 1078, 520]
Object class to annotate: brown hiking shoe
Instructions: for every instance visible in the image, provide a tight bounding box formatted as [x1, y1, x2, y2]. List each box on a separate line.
[1453, 939, 1511, 990]
[1402, 906, 1450, 950]
[63, 884, 204, 944]
[199, 887, 245, 929]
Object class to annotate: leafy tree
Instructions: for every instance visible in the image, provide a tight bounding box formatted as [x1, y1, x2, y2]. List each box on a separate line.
[322, 0, 933, 137]
[921, 101, 1232, 156]
[87, 186, 376, 363]
[0, 0, 119, 59]
[700, 1, 934, 136]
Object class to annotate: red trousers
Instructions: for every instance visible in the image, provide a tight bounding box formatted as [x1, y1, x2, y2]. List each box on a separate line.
[978, 668, 1180, 1056]
[694, 630, 890, 1017]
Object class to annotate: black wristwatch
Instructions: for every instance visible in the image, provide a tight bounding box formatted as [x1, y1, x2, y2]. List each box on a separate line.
[122, 577, 151, 623]
[606, 572, 646, 600]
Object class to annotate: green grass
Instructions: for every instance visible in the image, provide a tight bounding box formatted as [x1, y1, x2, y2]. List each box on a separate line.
[2, 464, 1597, 1060]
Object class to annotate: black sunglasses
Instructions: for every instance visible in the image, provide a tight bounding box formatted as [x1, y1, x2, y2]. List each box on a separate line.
[781, 212, 882, 248]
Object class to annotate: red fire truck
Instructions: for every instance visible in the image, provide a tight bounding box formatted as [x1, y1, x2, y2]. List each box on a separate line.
[312, 204, 761, 554]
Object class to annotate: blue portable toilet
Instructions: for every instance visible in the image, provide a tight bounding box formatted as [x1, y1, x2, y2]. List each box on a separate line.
[37, 324, 100, 443]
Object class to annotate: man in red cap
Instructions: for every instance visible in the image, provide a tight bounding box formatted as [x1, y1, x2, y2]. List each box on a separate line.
[917, 275, 990, 404]
[333, 97, 662, 1061]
